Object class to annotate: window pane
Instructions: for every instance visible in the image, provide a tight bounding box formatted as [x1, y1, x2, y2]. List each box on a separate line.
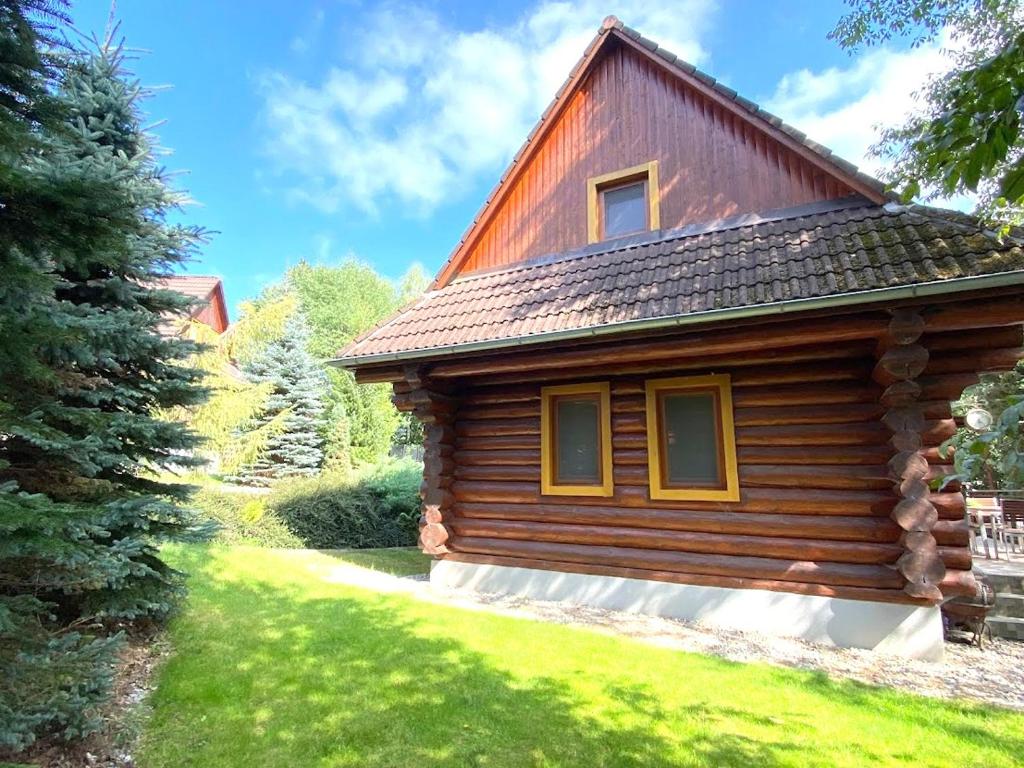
[602, 182, 646, 238]
[555, 397, 600, 484]
[661, 391, 721, 487]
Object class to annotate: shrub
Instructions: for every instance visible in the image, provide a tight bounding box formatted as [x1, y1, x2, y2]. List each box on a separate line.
[268, 460, 422, 549]
[192, 488, 302, 548]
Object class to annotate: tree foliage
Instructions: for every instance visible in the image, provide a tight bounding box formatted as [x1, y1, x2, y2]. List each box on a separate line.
[0, 16, 210, 749]
[223, 292, 297, 368]
[158, 322, 276, 476]
[941, 367, 1024, 489]
[222, 259, 425, 470]
[232, 313, 328, 485]
[831, 0, 1024, 226]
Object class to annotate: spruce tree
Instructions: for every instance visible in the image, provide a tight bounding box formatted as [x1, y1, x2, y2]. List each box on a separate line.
[234, 313, 328, 484]
[0, 30, 209, 750]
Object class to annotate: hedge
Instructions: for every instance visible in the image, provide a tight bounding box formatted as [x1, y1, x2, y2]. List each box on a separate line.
[267, 460, 421, 549]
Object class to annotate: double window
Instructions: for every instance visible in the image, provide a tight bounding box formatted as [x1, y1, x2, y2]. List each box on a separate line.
[540, 374, 738, 501]
[587, 161, 660, 243]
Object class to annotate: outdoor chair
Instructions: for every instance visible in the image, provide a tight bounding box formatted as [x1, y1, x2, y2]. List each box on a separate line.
[966, 496, 1004, 559]
[1000, 499, 1024, 555]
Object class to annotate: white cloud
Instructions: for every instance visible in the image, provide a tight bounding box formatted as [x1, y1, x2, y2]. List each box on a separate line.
[764, 31, 974, 209]
[258, 1, 718, 216]
[289, 7, 325, 55]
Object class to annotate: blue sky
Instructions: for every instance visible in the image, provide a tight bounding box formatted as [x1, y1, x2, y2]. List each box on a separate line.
[70, 1, 954, 319]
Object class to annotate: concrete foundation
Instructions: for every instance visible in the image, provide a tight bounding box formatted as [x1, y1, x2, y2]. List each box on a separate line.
[431, 560, 945, 661]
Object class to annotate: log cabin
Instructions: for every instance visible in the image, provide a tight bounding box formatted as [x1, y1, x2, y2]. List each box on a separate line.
[331, 16, 1024, 659]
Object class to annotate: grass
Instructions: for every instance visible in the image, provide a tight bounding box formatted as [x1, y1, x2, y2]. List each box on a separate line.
[140, 546, 1024, 767]
[316, 546, 430, 576]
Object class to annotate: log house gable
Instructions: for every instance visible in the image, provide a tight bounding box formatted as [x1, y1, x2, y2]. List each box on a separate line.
[432, 15, 887, 289]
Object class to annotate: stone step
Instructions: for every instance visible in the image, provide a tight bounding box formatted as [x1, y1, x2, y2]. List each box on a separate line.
[978, 572, 1024, 594]
[988, 616, 1024, 641]
[994, 593, 1024, 618]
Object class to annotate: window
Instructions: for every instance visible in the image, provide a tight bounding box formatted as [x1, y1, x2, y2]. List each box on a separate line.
[587, 161, 660, 243]
[602, 180, 647, 238]
[645, 374, 739, 502]
[541, 382, 613, 496]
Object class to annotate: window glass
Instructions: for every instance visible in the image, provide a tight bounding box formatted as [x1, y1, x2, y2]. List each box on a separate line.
[554, 396, 601, 484]
[659, 390, 722, 487]
[602, 181, 646, 238]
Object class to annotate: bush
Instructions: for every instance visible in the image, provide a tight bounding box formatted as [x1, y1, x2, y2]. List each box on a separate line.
[192, 488, 303, 548]
[268, 460, 422, 549]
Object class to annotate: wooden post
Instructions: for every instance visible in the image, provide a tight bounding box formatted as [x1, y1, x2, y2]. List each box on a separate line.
[874, 309, 951, 602]
[393, 367, 456, 556]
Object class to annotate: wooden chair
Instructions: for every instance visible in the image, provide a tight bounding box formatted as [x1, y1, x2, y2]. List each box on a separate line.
[1000, 498, 1024, 554]
[966, 496, 1004, 559]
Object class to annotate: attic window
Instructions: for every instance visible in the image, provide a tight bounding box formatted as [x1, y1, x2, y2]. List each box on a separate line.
[587, 161, 660, 243]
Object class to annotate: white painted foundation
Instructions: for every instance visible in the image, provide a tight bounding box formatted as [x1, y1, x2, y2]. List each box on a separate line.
[431, 560, 945, 661]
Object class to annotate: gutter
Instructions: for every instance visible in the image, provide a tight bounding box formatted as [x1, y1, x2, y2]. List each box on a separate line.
[327, 269, 1024, 369]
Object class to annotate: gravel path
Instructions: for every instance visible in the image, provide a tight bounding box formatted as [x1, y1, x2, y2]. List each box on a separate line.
[309, 558, 1024, 711]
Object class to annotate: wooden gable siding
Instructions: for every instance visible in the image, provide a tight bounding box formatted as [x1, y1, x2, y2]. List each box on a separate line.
[193, 294, 227, 333]
[456, 43, 861, 277]
[394, 296, 1024, 606]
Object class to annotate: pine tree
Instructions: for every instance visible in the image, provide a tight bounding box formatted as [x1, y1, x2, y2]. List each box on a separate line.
[1, 30, 210, 750]
[234, 312, 328, 485]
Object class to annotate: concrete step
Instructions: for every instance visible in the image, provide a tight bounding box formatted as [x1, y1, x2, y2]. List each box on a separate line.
[994, 593, 1024, 618]
[988, 616, 1024, 641]
[980, 572, 1024, 593]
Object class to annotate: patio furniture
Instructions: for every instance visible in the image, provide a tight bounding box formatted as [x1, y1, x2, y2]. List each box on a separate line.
[1001, 499, 1024, 554]
[966, 496, 1004, 560]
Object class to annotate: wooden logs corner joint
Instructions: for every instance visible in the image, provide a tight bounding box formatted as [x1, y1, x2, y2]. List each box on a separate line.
[874, 309, 952, 603]
[394, 367, 454, 556]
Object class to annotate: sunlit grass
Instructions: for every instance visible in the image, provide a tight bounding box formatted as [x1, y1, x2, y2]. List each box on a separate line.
[141, 546, 1024, 767]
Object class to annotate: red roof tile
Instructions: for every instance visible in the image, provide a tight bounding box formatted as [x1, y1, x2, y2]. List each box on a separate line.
[336, 201, 1024, 365]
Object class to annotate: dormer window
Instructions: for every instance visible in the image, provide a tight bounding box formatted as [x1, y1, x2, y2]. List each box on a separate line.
[587, 161, 660, 243]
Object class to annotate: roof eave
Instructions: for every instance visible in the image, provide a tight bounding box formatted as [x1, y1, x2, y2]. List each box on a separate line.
[328, 269, 1024, 370]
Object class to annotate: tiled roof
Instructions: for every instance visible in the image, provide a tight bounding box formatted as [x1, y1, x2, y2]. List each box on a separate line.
[153, 275, 222, 302]
[336, 202, 1024, 364]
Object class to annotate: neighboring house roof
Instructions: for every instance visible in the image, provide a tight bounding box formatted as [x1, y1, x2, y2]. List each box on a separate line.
[335, 200, 1024, 365]
[430, 15, 889, 291]
[154, 275, 230, 334]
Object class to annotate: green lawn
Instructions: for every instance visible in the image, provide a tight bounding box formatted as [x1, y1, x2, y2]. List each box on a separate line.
[140, 546, 1024, 767]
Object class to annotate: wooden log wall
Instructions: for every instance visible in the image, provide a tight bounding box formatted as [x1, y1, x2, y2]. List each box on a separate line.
[387, 299, 1024, 606]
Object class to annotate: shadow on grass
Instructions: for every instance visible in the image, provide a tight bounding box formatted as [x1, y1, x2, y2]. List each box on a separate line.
[143, 547, 1024, 768]
[319, 546, 431, 577]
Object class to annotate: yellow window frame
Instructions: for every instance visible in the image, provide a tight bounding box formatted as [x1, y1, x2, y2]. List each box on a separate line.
[587, 161, 661, 244]
[541, 382, 613, 497]
[645, 374, 740, 502]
